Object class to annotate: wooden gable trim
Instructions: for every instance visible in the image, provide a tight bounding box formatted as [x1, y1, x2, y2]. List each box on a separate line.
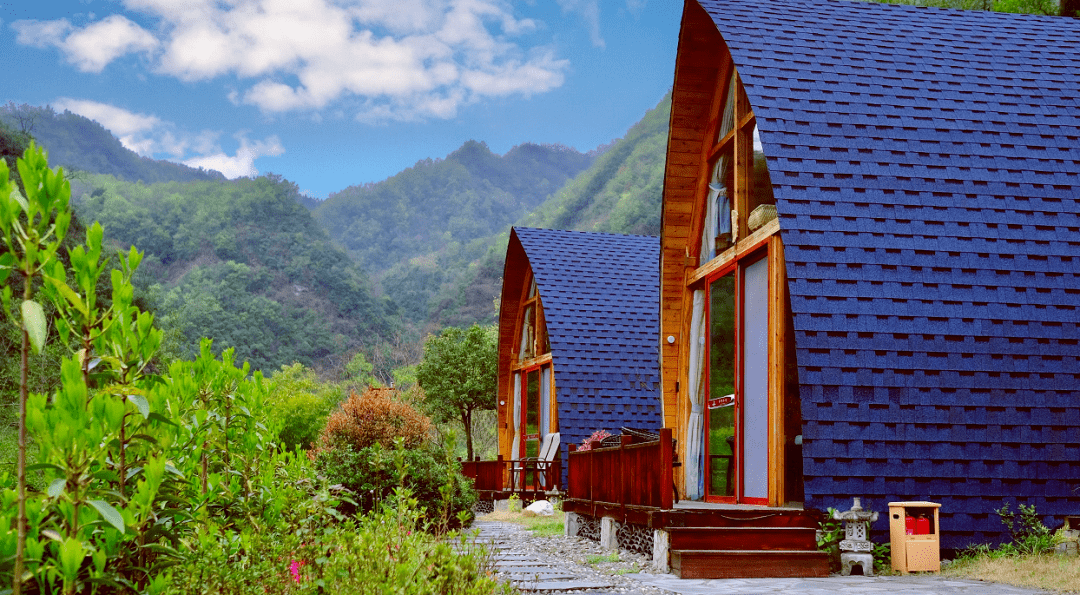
[661, 0, 795, 506]
[661, 0, 729, 436]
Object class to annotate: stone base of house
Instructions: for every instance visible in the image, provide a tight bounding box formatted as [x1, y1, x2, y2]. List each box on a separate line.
[565, 512, 668, 572]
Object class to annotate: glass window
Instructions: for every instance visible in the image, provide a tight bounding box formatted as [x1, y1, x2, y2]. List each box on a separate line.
[520, 304, 535, 359]
[525, 369, 540, 456]
[747, 123, 776, 232]
[701, 74, 738, 265]
[742, 257, 770, 500]
[707, 272, 736, 497]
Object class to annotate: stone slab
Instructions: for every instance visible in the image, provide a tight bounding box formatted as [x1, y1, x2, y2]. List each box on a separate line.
[494, 560, 554, 567]
[511, 580, 614, 591]
[496, 565, 567, 573]
[501, 571, 579, 580]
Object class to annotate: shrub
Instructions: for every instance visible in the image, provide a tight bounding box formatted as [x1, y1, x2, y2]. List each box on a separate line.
[996, 502, 1055, 555]
[171, 497, 509, 595]
[266, 363, 342, 451]
[312, 387, 431, 454]
[315, 442, 477, 526]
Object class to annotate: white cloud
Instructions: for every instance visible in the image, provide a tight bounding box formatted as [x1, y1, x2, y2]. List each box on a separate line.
[12, 15, 157, 73]
[12, 19, 74, 48]
[557, 0, 604, 49]
[53, 98, 161, 138]
[53, 98, 163, 156]
[13, 0, 569, 122]
[182, 135, 285, 179]
[52, 98, 284, 179]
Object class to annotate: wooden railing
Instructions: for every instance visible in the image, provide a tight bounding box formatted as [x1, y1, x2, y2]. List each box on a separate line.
[459, 456, 562, 498]
[567, 428, 674, 511]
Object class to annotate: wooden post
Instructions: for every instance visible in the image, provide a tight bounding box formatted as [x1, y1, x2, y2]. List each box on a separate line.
[496, 454, 504, 492]
[567, 444, 577, 500]
[620, 435, 632, 521]
[660, 428, 674, 510]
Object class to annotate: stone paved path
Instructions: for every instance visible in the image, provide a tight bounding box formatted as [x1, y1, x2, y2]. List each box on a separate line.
[624, 572, 1061, 595]
[472, 520, 1063, 595]
[473, 521, 625, 593]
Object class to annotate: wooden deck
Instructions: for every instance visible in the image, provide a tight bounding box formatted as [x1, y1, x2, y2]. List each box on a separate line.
[460, 456, 561, 502]
[561, 430, 829, 579]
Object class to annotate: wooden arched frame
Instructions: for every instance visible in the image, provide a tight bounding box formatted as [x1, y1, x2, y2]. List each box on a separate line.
[510, 270, 557, 460]
[679, 64, 800, 507]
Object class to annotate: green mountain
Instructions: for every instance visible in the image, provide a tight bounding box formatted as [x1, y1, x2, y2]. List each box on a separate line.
[314, 140, 595, 324]
[73, 173, 396, 374]
[1, 103, 225, 184]
[3, 91, 671, 371]
[429, 93, 672, 327]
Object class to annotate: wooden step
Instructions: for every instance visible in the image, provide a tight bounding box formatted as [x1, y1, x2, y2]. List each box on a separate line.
[668, 526, 818, 551]
[671, 549, 831, 579]
[660, 508, 822, 529]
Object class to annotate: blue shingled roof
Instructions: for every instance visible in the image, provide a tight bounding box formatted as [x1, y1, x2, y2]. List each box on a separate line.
[697, 0, 1080, 546]
[511, 227, 663, 474]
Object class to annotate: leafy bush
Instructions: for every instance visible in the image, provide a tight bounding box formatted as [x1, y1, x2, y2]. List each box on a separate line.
[266, 363, 343, 451]
[995, 502, 1056, 555]
[315, 441, 477, 526]
[312, 387, 431, 453]
[171, 490, 508, 595]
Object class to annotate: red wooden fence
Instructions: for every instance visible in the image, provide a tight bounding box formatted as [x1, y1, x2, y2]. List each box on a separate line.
[459, 456, 562, 498]
[567, 428, 674, 510]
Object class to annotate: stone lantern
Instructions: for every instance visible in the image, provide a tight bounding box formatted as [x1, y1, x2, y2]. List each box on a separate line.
[832, 497, 879, 576]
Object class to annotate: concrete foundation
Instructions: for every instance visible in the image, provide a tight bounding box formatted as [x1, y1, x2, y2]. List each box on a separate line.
[600, 516, 619, 551]
[652, 529, 670, 573]
[565, 512, 582, 538]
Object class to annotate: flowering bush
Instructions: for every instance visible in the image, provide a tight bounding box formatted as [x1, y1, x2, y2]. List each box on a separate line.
[578, 429, 612, 451]
[311, 387, 432, 456]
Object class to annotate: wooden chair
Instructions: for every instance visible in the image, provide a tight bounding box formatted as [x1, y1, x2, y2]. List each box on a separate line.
[511, 432, 561, 490]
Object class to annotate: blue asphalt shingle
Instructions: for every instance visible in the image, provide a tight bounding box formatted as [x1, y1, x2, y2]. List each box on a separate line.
[509, 227, 663, 484]
[695, 0, 1080, 548]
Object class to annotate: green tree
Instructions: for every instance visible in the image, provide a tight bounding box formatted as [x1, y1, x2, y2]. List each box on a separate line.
[265, 363, 342, 451]
[0, 143, 71, 595]
[344, 351, 376, 387]
[415, 324, 497, 460]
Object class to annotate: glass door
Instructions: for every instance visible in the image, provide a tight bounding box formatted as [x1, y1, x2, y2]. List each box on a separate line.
[519, 365, 552, 488]
[705, 253, 770, 503]
[707, 271, 736, 499]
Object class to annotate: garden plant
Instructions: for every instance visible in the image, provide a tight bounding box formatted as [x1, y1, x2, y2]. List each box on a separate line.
[0, 145, 505, 594]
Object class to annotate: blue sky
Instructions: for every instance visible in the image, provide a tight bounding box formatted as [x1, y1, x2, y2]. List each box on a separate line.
[0, 0, 680, 198]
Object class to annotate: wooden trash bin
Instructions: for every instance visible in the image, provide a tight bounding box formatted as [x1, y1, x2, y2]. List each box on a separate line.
[888, 501, 941, 573]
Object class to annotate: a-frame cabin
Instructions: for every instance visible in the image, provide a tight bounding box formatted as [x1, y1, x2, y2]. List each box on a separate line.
[496, 227, 664, 489]
[661, 0, 1080, 551]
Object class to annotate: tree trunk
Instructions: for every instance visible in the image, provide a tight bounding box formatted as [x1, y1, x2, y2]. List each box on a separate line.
[461, 408, 474, 461]
[12, 273, 34, 595]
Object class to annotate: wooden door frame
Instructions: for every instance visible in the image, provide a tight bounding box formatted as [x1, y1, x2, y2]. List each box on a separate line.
[699, 236, 788, 506]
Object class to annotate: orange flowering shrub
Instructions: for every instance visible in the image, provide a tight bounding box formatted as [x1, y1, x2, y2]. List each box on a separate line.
[312, 387, 432, 456]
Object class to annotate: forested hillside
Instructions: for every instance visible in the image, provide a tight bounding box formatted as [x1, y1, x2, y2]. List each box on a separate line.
[74, 174, 397, 373]
[314, 141, 595, 325]
[2, 93, 671, 370]
[429, 94, 672, 328]
[1, 103, 225, 184]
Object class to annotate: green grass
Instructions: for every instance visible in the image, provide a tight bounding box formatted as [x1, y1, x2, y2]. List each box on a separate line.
[585, 552, 619, 565]
[944, 553, 1080, 593]
[481, 507, 565, 537]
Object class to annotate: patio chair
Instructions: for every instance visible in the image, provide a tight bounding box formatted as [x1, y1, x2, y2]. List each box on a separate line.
[511, 432, 561, 490]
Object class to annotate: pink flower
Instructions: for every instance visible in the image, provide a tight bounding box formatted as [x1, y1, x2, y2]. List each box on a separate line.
[579, 429, 612, 451]
[289, 559, 306, 584]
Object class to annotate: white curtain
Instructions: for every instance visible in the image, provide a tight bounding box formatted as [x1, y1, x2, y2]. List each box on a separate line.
[510, 373, 521, 460]
[700, 185, 716, 265]
[685, 289, 707, 500]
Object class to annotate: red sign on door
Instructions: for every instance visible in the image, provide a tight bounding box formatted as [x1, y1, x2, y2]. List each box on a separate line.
[707, 394, 735, 409]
